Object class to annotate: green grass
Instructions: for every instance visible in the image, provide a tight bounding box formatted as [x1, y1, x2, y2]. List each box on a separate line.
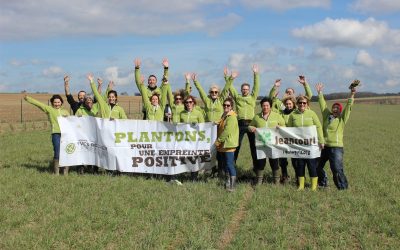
[1, 104, 399, 249]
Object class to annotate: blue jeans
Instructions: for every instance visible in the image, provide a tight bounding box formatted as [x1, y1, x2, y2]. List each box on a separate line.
[296, 158, 318, 177]
[235, 120, 257, 169]
[217, 151, 236, 176]
[317, 147, 348, 190]
[51, 133, 61, 160]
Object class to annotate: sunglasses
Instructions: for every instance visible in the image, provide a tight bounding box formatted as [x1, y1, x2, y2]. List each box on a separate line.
[223, 104, 231, 107]
[185, 101, 193, 104]
[175, 97, 182, 100]
[298, 102, 307, 105]
[210, 91, 219, 94]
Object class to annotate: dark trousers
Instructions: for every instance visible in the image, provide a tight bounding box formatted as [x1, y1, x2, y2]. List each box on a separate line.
[317, 147, 348, 190]
[279, 158, 297, 177]
[235, 120, 257, 169]
[255, 158, 279, 172]
[296, 158, 318, 177]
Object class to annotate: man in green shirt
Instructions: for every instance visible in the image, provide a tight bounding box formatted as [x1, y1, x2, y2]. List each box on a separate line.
[229, 65, 260, 170]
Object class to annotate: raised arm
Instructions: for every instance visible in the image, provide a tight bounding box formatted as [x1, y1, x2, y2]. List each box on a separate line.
[24, 95, 49, 113]
[162, 58, 169, 79]
[160, 79, 169, 108]
[342, 86, 356, 124]
[299, 75, 313, 99]
[316, 83, 329, 116]
[64, 75, 77, 106]
[184, 73, 192, 96]
[192, 73, 208, 103]
[134, 58, 143, 94]
[229, 69, 239, 99]
[251, 64, 260, 98]
[219, 69, 234, 101]
[269, 79, 280, 99]
[139, 75, 151, 109]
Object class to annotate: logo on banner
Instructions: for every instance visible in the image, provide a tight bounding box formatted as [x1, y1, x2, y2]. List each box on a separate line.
[257, 130, 272, 146]
[65, 143, 76, 154]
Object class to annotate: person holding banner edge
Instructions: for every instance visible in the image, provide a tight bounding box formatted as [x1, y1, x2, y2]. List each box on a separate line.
[315, 83, 356, 190]
[215, 97, 239, 191]
[248, 97, 286, 185]
[24, 94, 70, 175]
[287, 95, 325, 191]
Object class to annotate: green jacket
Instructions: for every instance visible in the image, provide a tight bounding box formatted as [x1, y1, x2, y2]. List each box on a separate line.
[287, 108, 325, 144]
[230, 72, 260, 120]
[318, 93, 353, 147]
[91, 81, 127, 119]
[180, 108, 205, 123]
[270, 83, 312, 111]
[141, 83, 168, 121]
[25, 96, 70, 133]
[135, 67, 169, 98]
[165, 82, 191, 123]
[250, 111, 286, 129]
[75, 103, 99, 117]
[193, 77, 230, 122]
[216, 110, 239, 150]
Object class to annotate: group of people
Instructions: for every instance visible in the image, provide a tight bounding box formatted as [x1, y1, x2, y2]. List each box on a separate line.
[24, 58, 357, 192]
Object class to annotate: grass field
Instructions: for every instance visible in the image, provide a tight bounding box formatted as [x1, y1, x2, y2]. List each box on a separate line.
[1, 103, 399, 249]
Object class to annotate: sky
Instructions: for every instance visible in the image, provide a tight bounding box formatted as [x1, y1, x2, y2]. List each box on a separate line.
[1, 0, 400, 95]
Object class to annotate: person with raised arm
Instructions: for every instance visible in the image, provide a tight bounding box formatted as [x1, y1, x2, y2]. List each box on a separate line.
[269, 76, 313, 111]
[88, 73, 127, 119]
[24, 94, 70, 175]
[134, 58, 169, 119]
[215, 97, 239, 191]
[164, 73, 192, 123]
[138, 74, 168, 121]
[248, 97, 286, 185]
[191, 68, 232, 122]
[315, 82, 356, 190]
[229, 64, 259, 170]
[287, 95, 325, 191]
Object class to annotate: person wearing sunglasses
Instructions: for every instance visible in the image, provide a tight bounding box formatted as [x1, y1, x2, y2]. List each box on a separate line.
[191, 68, 233, 122]
[248, 97, 285, 185]
[138, 74, 168, 121]
[134, 58, 169, 119]
[315, 83, 356, 190]
[180, 95, 205, 181]
[180, 95, 205, 124]
[287, 95, 324, 191]
[229, 64, 260, 172]
[164, 73, 193, 123]
[269, 76, 313, 112]
[214, 98, 239, 191]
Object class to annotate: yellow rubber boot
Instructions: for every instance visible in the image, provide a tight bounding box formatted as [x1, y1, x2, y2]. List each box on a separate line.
[297, 177, 305, 190]
[311, 177, 318, 191]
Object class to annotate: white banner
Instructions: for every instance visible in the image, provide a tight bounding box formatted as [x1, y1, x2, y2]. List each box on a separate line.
[59, 116, 217, 174]
[255, 126, 321, 159]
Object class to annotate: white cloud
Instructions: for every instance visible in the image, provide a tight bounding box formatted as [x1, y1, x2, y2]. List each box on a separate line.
[354, 50, 374, 66]
[292, 18, 389, 47]
[42, 66, 64, 78]
[352, 0, 400, 14]
[382, 59, 400, 77]
[240, 0, 330, 10]
[310, 47, 336, 60]
[385, 79, 399, 87]
[0, 0, 241, 40]
[104, 66, 133, 86]
[287, 64, 297, 72]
